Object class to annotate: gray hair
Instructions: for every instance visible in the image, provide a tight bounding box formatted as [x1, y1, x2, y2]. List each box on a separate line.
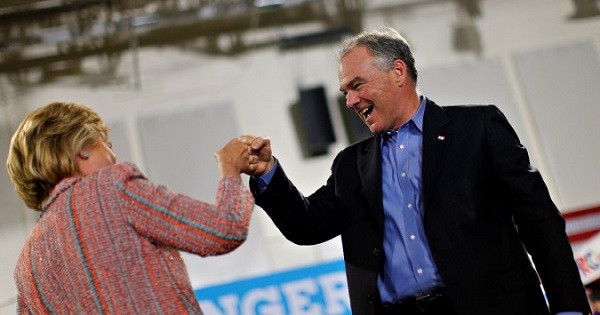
[338, 27, 418, 83]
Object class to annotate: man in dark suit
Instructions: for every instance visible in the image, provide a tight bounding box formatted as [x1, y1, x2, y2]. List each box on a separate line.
[240, 27, 590, 315]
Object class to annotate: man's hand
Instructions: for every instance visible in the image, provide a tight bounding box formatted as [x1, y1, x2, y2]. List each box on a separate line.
[237, 135, 275, 176]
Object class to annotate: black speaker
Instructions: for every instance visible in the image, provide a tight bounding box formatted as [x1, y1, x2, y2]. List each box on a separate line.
[289, 86, 336, 157]
[337, 95, 372, 144]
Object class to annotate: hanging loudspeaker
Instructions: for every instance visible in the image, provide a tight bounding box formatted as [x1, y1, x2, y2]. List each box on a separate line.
[289, 85, 336, 157]
[337, 95, 372, 144]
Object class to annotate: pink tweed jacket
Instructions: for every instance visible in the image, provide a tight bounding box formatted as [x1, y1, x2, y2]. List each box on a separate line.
[15, 162, 254, 314]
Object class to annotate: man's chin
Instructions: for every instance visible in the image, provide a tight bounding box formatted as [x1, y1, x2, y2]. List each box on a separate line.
[368, 125, 382, 135]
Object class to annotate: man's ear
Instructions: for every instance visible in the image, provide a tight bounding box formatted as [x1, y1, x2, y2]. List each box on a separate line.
[392, 59, 408, 87]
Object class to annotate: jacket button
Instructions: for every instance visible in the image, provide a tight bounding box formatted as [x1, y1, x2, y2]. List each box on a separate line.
[373, 248, 380, 256]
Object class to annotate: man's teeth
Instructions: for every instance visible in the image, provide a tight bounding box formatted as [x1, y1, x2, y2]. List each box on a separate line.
[359, 106, 372, 118]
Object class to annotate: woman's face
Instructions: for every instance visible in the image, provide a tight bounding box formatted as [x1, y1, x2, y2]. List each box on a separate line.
[77, 138, 116, 176]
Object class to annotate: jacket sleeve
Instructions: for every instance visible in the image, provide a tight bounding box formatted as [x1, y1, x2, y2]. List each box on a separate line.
[251, 162, 342, 245]
[484, 105, 590, 313]
[111, 163, 255, 256]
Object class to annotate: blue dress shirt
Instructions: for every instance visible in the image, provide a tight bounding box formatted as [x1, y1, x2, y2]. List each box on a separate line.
[377, 96, 444, 304]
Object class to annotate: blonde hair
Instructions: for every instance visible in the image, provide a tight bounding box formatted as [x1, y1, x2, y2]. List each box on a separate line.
[6, 102, 109, 211]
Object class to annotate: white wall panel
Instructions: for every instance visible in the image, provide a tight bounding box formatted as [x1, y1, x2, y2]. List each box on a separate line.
[512, 41, 600, 210]
[419, 58, 532, 147]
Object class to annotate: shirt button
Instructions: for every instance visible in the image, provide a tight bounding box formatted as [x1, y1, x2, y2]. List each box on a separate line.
[373, 248, 380, 256]
[417, 268, 423, 274]
[399, 144, 405, 149]
[401, 172, 406, 177]
[410, 235, 416, 240]
[407, 203, 412, 209]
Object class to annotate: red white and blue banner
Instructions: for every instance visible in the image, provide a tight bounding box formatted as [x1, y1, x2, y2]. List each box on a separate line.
[564, 205, 600, 285]
[573, 231, 600, 285]
[564, 205, 600, 248]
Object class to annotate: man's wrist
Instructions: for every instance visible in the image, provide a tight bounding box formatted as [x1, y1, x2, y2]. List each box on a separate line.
[264, 156, 275, 174]
[253, 157, 278, 194]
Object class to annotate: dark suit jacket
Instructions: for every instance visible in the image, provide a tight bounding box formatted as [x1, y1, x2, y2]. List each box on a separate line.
[251, 99, 590, 315]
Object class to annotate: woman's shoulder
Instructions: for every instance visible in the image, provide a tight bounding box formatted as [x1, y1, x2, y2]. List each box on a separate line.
[114, 161, 142, 173]
[96, 161, 147, 182]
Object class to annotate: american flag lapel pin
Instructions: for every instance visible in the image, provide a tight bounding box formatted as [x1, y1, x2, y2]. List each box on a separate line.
[437, 135, 445, 140]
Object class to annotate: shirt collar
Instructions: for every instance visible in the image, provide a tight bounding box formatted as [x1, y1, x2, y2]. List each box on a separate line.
[383, 95, 427, 140]
[411, 95, 427, 133]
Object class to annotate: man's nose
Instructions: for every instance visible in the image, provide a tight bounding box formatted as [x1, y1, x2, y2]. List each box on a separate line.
[345, 91, 359, 109]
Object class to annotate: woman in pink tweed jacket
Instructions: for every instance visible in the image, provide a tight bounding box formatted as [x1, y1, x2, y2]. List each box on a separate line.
[6, 101, 256, 314]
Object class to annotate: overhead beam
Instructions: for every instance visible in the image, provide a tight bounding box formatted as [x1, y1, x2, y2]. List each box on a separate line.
[0, 2, 342, 73]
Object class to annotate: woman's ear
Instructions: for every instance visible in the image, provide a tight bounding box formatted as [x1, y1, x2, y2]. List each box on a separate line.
[78, 151, 90, 160]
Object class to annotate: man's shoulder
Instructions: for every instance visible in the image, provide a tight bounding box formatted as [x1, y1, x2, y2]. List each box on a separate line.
[341, 136, 376, 154]
[439, 103, 497, 112]
[330, 136, 378, 171]
[435, 103, 502, 120]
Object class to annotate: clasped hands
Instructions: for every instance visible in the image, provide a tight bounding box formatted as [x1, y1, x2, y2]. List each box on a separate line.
[215, 135, 274, 177]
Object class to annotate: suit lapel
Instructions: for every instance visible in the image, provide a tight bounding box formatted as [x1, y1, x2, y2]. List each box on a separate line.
[422, 101, 450, 211]
[358, 135, 385, 227]
[355, 100, 449, 227]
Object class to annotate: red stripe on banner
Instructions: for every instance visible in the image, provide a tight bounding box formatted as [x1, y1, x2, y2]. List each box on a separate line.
[562, 205, 600, 219]
[563, 205, 600, 244]
[569, 230, 600, 244]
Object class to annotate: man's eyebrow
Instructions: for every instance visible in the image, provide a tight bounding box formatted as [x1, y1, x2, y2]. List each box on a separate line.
[340, 76, 364, 92]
